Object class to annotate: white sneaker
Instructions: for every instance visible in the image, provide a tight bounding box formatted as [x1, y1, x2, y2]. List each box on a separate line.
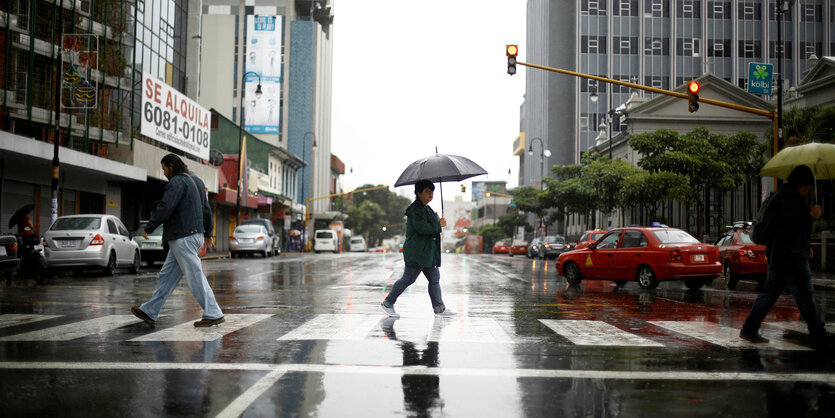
[434, 308, 456, 318]
[379, 303, 400, 318]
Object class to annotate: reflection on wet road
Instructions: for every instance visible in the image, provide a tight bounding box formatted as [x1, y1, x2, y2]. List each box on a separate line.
[0, 252, 833, 416]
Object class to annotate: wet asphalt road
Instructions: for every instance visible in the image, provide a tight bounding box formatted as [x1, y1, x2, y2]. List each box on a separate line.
[0, 252, 834, 417]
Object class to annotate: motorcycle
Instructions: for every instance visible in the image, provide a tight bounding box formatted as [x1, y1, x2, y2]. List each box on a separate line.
[15, 234, 47, 285]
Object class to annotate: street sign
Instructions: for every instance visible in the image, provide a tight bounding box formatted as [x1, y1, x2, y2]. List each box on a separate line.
[747, 62, 773, 95]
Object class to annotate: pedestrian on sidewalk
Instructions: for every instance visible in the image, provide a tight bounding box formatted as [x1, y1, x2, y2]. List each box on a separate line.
[740, 165, 827, 349]
[131, 154, 225, 328]
[380, 180, 456, 318]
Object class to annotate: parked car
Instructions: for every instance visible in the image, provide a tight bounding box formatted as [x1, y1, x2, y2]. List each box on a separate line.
[43, 214, 140, 276]
[574, 229, 607, 250]
[555, 227, 721, 290]
[714, 223, 767, 290]
[539, 235, 569, 259]
[132, 222, 167, 266]
[527, 237, 543, 258]
[314, 229, 339, 253]
[509, 239, 529, 256]
[492, 240, 509, 254]
[349, 236, 367, 252]
[0, 234, 20, 284]
[241, 218, 280, 256]
[230, 224, 272, 257]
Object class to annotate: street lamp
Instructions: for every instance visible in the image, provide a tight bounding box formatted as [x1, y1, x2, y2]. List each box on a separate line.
[300, 131, 317, 249]
[775, 0, 795, 154]
[527, 137, 551, 191]
[235, 71, 263, 226]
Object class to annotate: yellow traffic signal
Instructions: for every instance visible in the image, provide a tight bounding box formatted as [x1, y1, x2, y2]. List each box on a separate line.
[687, 81, 700, 112]
[506, 45, 518, 75]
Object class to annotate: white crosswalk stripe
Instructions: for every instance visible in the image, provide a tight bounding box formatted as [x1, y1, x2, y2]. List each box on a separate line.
[0, 314, 62, 329]
[0, 315, 141, 341]
[427, 317, 513, 343]
[278, 314, 381, 341]
[649, 321, 812, 351]
[131, 314, 273, 342]
[539, 319, 664, 347]
[765, 322, 835, 334]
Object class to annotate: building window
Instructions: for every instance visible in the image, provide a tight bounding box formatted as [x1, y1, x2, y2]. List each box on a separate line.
[645, 0, 668, 17]
[583, 0, 608, 15]
[768, 40, 792, 58]
[739, 40, 760, 58]
[614, 0, 637, 16]
[581, 77, 607, 92]
[645, 76, 667, 89]
[679, 0, 700, 18]
[738, 2, 762, 20]
[580, 115, 589, 132]
[644, 37, 669, 55]
[582, 36, 607, 54]
[800, 42, 821, 59]
[801, 4, 821, 22]
[678, 38, 701, 57]
[614, 37, 638, 54]
[708, 39, 731, 57]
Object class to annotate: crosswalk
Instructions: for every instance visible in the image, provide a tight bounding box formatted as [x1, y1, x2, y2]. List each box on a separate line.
[0, 313, 827, 351]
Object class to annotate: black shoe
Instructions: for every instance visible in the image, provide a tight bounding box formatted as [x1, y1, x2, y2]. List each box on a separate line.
[739, 331, 769, 343]
[193, 317, 225, 327]
[131, 306, 155, 326]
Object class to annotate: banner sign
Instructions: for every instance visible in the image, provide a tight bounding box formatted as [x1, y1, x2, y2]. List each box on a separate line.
[747, 62, 773, 95]
[244, 15, 283, 134]
[61, 34, 98, 109]
[140, 73, 211, 160]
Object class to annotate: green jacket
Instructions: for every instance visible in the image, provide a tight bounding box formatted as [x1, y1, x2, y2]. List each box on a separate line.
[402, 199, 442, 267]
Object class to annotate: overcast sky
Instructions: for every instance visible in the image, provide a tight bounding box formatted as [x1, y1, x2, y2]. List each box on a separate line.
[331, 1, 527, 203]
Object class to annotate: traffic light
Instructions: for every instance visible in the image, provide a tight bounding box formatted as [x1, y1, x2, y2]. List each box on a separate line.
[687, 81, 700, 112]
[506, 44, 518, 75]
[461, 184, 466, 193]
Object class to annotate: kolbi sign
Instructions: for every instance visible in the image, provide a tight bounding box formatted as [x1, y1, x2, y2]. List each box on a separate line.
[140, 73, 211, 160]
[747, 62, 773, 95]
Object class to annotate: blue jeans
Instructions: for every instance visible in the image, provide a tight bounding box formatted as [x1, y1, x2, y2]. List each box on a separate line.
[384, 266, 446, 313]
[742, 257, 825, 338]
[140, 233, 223, 320]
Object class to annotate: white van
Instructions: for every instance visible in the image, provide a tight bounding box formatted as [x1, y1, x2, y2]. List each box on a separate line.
[314, 229, 339, 253]
[349, 236, 367, 252]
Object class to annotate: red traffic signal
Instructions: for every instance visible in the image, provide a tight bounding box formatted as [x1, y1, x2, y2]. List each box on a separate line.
[506, 44, 518, 57]
[688, 81, 701, 94]
[687, 81, 700, 112]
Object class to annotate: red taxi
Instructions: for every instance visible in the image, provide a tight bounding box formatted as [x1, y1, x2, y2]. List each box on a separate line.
[573, 229, 607, 250]
[713, 223, 767, 290]
[509, 239, 529, 256]
[555, 227, 721, 290]
[492, 240, 510, 254]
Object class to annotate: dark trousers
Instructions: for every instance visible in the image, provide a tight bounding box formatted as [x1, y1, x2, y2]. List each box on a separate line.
[384, 266, 446, 313]
[742, 257, 826, 338]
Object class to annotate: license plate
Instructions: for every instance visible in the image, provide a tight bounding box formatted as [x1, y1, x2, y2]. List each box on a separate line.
[143, 243, 156, 249]
[239, 238, 252, 244]
[0, 246, 6, 257]
[60, 240, 76, 248]
[692, 254, 705, 262]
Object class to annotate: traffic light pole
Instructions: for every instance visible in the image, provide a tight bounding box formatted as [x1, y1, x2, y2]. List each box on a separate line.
[515, 61, 780, 162]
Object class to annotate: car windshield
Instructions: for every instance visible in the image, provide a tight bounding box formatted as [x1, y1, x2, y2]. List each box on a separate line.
[739, 231, 754, 244]
[50, 217, 101, 231]
[139, 224, 163, 236]
[590, 232, 605, 241]
[351, 238, 363, 243]
[512, 240, 528, 246]
[235, 225, 262, 234]
[495, 241, 506, 246]
[652, 229, 700, 244]
[316, 232, 334, 239]
[544, 236, 565, 244]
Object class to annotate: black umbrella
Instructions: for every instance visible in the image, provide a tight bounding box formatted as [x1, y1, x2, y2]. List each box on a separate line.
[394, 151, 488, 215]
[8, 204, 35, 230]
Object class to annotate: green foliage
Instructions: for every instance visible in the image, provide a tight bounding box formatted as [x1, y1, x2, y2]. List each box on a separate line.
[345, 184, 410, 243]
[584, 158, 641, 214]
[508, 186, 546, 216]
[620, 171, 691, 220]
[778, 106, 835, 146]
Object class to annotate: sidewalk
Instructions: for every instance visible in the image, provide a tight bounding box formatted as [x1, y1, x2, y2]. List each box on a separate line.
[812, 270, 835, 291]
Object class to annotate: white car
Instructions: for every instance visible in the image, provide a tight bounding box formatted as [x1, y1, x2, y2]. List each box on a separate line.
[44, 214, 141, 276]
[314, 230, 339, 253]
[230, 224, 272, 258]
[349, 236, 367, 252]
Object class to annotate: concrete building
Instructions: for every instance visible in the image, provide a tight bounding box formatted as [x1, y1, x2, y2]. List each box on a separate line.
[520, 0, 835, 188]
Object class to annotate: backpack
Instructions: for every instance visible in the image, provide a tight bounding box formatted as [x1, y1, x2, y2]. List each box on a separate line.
[751, 192, 779, 246]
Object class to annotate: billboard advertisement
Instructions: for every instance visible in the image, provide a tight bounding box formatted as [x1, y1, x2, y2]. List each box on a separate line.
[140, 72, 211, 160]
[245, 15, 283, 134]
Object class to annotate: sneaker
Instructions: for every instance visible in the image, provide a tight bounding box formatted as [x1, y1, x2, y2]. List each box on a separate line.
[379, 303, 399, 318]
[131, 306, 155, 326]
[194, 317, 225, 327]
[739, 331, 769, 343]
[434, 308, 457, 318]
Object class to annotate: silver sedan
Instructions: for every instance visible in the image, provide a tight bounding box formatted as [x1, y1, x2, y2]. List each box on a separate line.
[230, 225, 272, 258]
[44, 214, 140, 276]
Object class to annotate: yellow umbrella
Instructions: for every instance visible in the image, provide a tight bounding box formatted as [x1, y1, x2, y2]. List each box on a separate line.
[760, 142, 835, 180]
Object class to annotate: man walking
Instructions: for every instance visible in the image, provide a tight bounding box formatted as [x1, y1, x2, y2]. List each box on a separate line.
[131, 154, 224, 327]
[740, 165, 827, 349]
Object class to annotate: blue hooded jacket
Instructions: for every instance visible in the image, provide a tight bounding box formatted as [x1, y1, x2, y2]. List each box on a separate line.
[144, 173, 213, 243]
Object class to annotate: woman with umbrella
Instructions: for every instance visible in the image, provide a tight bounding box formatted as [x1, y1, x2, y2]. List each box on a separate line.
[8, 204, 35, 236]
[380, 179, 456, 318]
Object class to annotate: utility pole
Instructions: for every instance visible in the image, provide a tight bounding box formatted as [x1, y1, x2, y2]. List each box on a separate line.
[51, 3, 64, 225]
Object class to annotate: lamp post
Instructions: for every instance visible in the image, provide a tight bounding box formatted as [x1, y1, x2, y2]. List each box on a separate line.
[590, 84, 619, 160]
[528, 137, 551, 236]
[775, 1, 795, 155]
[235, 72, 263, 226]
[301, 131, 316, 249]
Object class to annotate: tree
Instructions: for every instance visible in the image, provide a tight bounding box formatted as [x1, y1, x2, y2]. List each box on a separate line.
[584, 158, 641, 216]
[345, 184, 410, 244]
[630, 127, 746, 238]
[346, 200, 386, 245]
[509, 185, 548, 235]
[620, 171, 691, 222]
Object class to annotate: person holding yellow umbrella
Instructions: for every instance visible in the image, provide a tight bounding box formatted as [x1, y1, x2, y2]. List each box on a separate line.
[740, 163, 827, 350]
